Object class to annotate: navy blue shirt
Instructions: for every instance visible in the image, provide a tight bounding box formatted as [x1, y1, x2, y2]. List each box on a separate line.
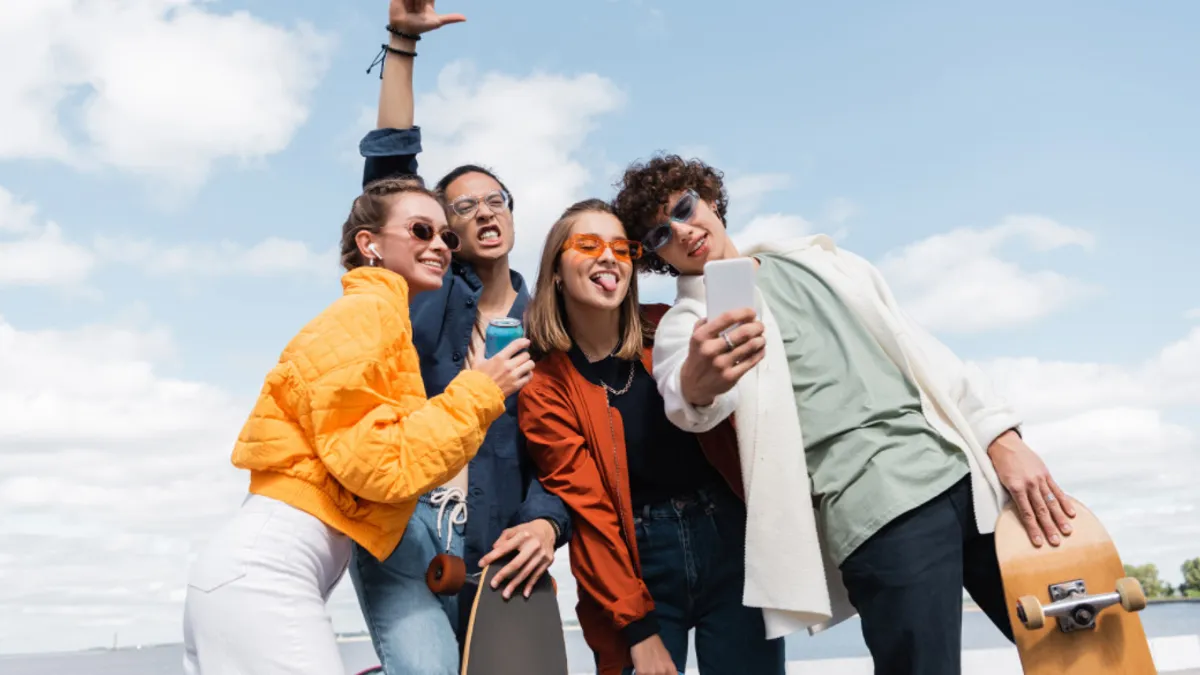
[360, 127, 571, 573]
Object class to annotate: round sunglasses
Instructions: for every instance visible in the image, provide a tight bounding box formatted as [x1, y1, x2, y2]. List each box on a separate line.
[641, 189, 699, 252]
[409, 221, 461, 251]
[561, 233, 643, 262]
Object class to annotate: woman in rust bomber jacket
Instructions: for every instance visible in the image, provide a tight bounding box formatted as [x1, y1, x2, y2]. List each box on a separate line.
[516, 199, 785, 675]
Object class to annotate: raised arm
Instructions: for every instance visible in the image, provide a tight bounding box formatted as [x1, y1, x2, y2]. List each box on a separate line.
[361, 1, 466, 186]
[652, 302, 764, 432]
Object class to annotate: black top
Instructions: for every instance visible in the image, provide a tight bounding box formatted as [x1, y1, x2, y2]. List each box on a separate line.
[566, 345, 725, 509]
[567, 343, 727, 647]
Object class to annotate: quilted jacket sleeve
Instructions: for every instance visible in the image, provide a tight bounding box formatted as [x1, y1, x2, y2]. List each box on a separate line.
[296, 295, 508, 504]
[518, 375, 657, 636]
[306, 364, 506, 504]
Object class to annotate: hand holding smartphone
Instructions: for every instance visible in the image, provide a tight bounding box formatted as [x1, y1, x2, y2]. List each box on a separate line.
[677, 257, 766, 408]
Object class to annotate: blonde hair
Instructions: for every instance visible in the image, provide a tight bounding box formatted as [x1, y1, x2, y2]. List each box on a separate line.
[525, 199, 646, 361]
[339, 177, 441, 271]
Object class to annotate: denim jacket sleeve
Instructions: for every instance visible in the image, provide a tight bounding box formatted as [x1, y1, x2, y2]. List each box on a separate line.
[360, 127, 423, 188]
[514, 431, 573, 548]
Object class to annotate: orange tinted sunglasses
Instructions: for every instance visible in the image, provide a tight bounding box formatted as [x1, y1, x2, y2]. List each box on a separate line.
[561, 233, 644, 262]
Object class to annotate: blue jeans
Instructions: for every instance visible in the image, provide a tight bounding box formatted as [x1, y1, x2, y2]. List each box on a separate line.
[620, 486, 785, 675]
[350, 489, 467, 675]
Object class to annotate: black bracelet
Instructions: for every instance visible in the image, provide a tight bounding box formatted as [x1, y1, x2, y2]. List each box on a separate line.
[384, 43, 417, 58]
[386, 25, 421, 41]
[366, 43, 416, 79]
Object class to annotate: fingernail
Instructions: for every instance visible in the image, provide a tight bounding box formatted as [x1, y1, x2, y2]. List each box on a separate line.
[1062, 523, 1072, 533]
[1050, 534, 1060, 545]
[1034, 536, 1043, 546]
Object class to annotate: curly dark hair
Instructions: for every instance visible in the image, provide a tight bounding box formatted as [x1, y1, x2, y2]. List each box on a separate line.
[611, 154, 729, 276]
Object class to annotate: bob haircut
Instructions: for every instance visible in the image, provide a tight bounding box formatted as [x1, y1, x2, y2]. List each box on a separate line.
[524, 199, 647, 361]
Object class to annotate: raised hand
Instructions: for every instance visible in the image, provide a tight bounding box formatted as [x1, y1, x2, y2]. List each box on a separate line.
[679, 307, 766, 407]
[389, 0, 466, 35]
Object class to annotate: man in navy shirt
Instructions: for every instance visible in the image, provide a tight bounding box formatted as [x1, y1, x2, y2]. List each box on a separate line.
[348, 3, 570, 673]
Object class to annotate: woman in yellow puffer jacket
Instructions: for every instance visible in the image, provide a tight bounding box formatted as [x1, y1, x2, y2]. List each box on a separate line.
[181, 178, 535, 675]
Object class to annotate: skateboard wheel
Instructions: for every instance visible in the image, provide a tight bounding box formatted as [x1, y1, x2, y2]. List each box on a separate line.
[1017, 595, 1045, 630]
[426, 554, 466, 596]
[1116, 577, 1147, 612]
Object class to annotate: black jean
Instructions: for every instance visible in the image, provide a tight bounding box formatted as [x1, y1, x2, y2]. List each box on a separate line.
[617, 485, 785, 675]
[838, 476, 1014, 675]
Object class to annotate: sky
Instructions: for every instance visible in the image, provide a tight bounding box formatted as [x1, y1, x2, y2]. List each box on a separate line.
[1, 0, 1197, 656]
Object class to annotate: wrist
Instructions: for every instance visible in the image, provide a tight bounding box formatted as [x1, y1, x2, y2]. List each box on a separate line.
[987, 428, 1021, 458]
[387, 33, 417, 53]
[534, 518, 558, 545]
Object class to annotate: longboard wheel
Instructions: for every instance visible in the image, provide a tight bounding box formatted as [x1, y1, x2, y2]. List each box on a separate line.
[1017, 595, 1045, 630]
[1116, 577, 1147, 612]
[426, 553, 466, 595]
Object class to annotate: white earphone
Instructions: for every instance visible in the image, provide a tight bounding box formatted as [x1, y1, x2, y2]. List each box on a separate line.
[367, 243, 382, 265]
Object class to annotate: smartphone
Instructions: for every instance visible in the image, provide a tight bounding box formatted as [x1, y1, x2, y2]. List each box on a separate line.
[704, 257, 757, 320]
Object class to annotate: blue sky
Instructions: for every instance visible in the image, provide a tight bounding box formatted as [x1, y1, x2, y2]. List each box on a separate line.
[1, 0, 1197, 654]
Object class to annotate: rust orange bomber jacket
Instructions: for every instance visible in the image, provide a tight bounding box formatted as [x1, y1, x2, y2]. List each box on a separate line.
[518, 303, 743, 675]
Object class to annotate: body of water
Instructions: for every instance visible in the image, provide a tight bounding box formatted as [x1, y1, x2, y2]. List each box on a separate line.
[2, 603, 1198, 674]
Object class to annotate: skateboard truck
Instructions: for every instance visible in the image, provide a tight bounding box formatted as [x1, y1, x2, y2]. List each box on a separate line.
[1015, 577, 1146, 632]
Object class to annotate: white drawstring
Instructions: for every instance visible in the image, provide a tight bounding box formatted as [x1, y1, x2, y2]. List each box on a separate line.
[429, 487, 467, 552]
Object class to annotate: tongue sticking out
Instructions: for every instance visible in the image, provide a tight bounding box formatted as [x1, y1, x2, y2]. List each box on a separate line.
[595, 276, 618, 292]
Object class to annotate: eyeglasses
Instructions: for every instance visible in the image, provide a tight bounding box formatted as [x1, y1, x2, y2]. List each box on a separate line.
[561, 233, 643, 262]
[409, 221, 461, 251]
[641, 189, 699, 252]
[449, 190, 511, 218]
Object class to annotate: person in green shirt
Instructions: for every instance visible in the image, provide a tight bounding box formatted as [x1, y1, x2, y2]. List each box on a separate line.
[612, 154, 1076, 675]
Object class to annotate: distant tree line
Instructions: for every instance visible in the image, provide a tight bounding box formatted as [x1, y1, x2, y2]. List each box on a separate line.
[1124, 557, 1200, 599]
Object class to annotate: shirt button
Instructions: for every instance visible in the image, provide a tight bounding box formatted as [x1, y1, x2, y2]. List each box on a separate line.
[466, 298, 475, 307]
[453, 352, 462, 361]
[471, 487, 483, 497]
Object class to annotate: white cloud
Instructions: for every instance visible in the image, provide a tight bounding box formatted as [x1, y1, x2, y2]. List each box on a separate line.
[0, 186, 94, 288]
[879, 214, 1097, 334]
[977, 327, 1200, 582]
[0, 315, 261, 652]
[411, 60, 625, 276]
[0, 0, 333, 190]
[94, 236, 338, 279]
[725, 173, 791, 220]
[731, 213, 813, 251]
[1186, 308, 1200, 320]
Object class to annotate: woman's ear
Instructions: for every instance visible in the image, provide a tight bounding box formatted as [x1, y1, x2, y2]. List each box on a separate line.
[355, 231, 380, 265]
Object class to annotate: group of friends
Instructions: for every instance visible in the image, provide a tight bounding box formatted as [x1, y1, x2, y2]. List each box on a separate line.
[180, 2, 1078, 675]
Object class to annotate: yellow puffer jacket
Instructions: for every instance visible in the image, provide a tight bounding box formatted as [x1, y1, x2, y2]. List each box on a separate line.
[231, 266, 506, 560]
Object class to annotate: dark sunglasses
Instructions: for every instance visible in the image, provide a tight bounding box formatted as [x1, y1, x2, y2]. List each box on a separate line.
[410, 221, 461, 251]
[641, 189, 698, 252]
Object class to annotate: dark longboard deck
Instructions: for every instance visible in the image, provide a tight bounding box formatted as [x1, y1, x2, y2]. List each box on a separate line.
[461, 552, 569, 675]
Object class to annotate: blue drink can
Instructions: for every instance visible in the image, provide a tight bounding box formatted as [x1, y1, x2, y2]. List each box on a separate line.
[484, 317, 524, 358]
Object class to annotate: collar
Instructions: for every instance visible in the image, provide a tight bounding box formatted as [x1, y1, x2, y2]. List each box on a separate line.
[341, 266, 410, 314]
[451, 259, 529, 300]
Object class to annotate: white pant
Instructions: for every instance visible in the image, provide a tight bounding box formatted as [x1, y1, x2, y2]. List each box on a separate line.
[183, 494, 352, 675]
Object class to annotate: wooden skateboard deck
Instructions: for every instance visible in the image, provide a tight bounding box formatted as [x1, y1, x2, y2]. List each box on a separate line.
[994, 496, 1154, 674]
[458, 551, 569, 675]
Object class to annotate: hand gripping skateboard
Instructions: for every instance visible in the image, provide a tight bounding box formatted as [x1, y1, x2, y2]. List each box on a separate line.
[994, 496, 1154, 674]
[426, 552, 569, 675]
